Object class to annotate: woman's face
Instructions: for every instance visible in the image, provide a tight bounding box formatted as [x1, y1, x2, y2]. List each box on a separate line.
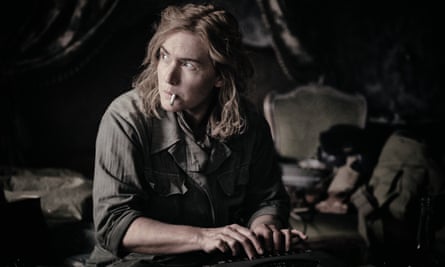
[157, 31, 222, 123]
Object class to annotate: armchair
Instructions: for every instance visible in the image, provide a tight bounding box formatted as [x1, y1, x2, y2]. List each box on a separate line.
[263, 84, 368, 264]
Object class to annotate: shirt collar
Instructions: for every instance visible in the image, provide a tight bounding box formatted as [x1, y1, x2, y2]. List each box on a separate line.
[150, 110, 182, 154]
[150, 110, 232, 174]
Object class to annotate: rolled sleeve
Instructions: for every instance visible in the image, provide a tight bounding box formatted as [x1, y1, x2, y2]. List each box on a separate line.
[93, 106, 148, 256]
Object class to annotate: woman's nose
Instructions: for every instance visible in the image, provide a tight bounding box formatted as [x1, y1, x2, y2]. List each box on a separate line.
[165, 63, 180, 85]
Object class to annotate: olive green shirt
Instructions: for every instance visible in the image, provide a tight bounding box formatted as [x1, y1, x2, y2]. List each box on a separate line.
[88, 89, 289, 266]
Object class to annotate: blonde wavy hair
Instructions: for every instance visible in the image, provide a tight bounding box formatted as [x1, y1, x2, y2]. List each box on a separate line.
[133, 3, 254, 140]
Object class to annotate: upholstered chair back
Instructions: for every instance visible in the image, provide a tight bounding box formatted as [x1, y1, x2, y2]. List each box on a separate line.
[263, 84, 367, 161]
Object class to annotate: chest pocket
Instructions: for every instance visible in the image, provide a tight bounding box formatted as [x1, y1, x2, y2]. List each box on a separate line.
[148, 170, 188, 196]
[144, 169, 188, 223]
[144, 148, 188, 197]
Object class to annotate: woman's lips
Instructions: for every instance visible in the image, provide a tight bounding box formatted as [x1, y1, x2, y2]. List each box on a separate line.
[170, 94, 177, 105]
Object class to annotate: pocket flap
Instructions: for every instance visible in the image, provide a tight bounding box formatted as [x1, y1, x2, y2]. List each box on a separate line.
[148, 171, 188, 196]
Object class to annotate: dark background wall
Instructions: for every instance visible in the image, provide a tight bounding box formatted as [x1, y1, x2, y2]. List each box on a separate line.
[1, 0, 444, 178]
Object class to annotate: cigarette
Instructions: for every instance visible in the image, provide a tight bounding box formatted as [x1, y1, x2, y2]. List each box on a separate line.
[170, 94, 176, 106]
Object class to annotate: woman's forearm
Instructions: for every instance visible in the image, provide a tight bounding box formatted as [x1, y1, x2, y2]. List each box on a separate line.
[122, 217, 203, 255]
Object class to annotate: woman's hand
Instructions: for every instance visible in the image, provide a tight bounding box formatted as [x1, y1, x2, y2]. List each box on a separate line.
[251, 223, 307, 252]
[122, 216, 306, 259]
[197, 224, 264, 259]
[249, 214, 308, 253]
[196, 222, 307, 260]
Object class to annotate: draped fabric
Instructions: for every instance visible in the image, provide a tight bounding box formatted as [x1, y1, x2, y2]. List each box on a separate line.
[1, 0, 157, 86]
[2, 0, 122, 84]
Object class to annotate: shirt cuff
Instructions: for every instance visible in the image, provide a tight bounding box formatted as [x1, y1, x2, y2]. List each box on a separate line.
[105, 211, 143, 256]
[247, 205, 288, 228]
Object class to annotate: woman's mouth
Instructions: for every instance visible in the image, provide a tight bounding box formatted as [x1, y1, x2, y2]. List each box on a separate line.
[169, 94, 177, 106]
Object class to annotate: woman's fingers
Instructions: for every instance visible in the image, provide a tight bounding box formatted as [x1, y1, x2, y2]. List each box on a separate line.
[223, 224, 263, 259]
[252, 223, 281, 252]
[267, 224, 284, 252]
[221, 234, 242, 256]
[280, 228, 307, 250]
[281, 229, 292, 252]
[201, 225, 308, 259]
[290, 228, 308, 241]
[252, 224, 309, 253]
[215, 236, 231, 254]
[229, 225, 264, 256]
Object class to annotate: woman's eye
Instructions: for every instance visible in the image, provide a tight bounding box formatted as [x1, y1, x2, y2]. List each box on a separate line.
[183, 62, 196, 69]
[160, 52, 169, 61]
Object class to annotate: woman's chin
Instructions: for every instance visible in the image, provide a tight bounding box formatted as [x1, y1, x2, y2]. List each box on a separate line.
[161, 102, 180, 112]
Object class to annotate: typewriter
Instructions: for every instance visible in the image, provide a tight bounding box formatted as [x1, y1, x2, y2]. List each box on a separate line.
[150, 249, 320, 267]
[204, 250, 320, 267]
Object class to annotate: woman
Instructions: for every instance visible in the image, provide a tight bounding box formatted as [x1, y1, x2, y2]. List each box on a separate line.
[88, 3, 307, 267]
